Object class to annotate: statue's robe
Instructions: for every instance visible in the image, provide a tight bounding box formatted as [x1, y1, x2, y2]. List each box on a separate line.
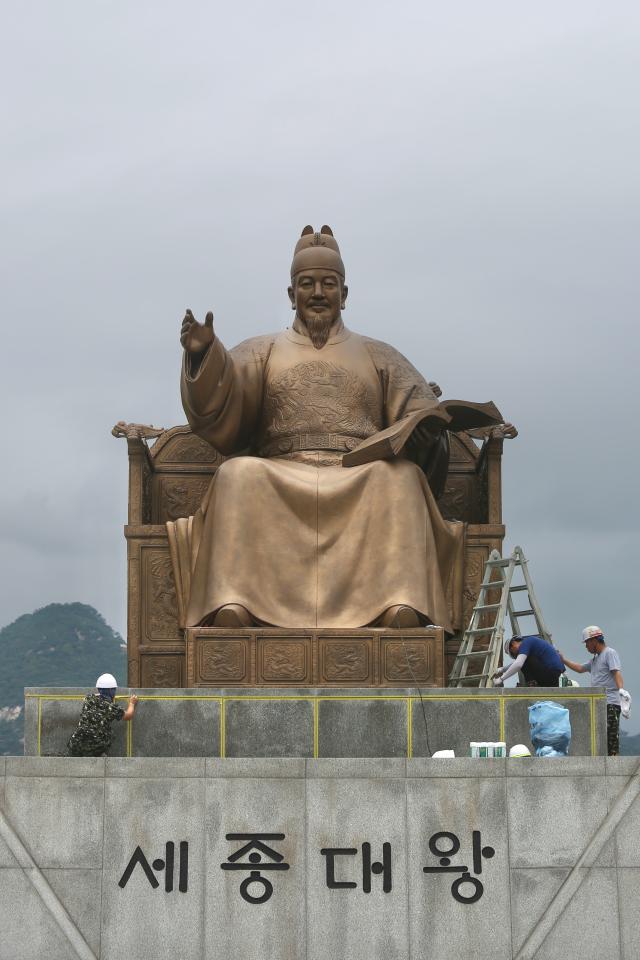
[171, 320, 464, 632]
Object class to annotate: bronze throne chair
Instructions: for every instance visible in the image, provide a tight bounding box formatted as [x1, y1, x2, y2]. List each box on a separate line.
[118, 426, 505, 688]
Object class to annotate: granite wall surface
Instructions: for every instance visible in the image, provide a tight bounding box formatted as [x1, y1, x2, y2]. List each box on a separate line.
[24, 686, 607, 758]
[0, 756, 639, 960]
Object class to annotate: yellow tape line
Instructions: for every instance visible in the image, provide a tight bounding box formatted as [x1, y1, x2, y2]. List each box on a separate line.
[37, 699, 42, 757]
[31, 691, 605, 759]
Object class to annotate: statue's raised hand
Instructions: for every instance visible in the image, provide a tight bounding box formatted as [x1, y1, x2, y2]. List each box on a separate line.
[180, 309, 215, 355]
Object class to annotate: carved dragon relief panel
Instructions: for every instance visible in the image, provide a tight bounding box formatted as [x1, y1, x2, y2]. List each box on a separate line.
[157, 476, 212, 522]
[383, 639, 433, 682]
[199, 639, 248, 682]
[157, 434, 223, 465]
[143, 547, 181, 641]
[437, 475, 477, 522]
[321, 638, 370, 682]
[183, 628, 446, 687]
[260, 639, 308, 682]
[462, 545, 490, 631]
[141, 655, 182, 688]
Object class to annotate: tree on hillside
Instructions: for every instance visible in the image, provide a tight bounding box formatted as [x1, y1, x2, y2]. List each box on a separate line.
[0, 602, 126, 755]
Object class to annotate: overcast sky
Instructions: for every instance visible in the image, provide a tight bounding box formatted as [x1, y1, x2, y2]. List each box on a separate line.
[2, 2, 638, 726]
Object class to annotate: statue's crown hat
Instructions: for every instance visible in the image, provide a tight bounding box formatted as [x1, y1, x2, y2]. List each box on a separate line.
[290, 225, 345, 279]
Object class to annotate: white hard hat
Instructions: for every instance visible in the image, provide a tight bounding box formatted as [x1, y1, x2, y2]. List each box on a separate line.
[582, 625, 603, 642]
[504, 636, 521, 655]
[508, 743, 532, 758]
[96, 673, 117, 689]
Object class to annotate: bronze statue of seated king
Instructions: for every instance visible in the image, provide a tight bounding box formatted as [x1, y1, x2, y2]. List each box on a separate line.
[164, 225, 515, 636]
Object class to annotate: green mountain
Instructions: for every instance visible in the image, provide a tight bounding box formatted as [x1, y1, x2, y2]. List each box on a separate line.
[0, 602, 126, 755]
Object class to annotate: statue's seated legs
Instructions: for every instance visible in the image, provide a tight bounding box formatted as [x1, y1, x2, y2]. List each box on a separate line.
[210, 602, 421, 630]
[212, 604, 253, 628]
[377, 605, 421, 629]
[171, 454, 463, 632]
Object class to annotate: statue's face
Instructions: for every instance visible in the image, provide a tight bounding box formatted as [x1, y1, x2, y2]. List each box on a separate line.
[288, 268, 347, 328]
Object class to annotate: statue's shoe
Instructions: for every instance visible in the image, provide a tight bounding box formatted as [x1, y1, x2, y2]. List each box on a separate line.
[378, 605, 421, 629]
[212, 604, 253, 628]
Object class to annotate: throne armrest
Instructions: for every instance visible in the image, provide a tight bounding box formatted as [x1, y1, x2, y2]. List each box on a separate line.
[124, 436, 154, 525]
[112, 423, 158, 525]
[114, 422, 227, 527]
[476, 435, 503, 525]
[437, 431, 504, 525]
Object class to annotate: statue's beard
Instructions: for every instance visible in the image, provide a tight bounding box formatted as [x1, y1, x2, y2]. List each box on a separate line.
[302, 312, 333, 350]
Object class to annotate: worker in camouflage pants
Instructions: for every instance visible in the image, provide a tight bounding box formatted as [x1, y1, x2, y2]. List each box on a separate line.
[67, 673, 138, 757]
[606, 704, 622, 756]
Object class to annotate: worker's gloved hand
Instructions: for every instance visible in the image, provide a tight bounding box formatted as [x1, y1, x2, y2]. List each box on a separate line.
[620, 689, 632, 719]
[493, 676, 504, 687]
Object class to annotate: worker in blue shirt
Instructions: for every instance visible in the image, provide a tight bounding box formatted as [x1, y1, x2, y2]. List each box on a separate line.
[493, 635, 565, 687]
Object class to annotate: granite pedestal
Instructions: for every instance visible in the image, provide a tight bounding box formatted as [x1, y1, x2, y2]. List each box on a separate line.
[24, 686, 607, 758]
[1, 755, 638, 959]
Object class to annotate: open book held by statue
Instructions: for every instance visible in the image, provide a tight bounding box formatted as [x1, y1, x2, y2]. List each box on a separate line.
[166, 225, 516, 634]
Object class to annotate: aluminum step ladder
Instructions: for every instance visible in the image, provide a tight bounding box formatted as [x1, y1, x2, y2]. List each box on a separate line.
[448, 545, 552, 687]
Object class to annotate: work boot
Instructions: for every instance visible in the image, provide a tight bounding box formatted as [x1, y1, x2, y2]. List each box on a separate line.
[378, 605, 421, 629]
[212, 604, 253, 628]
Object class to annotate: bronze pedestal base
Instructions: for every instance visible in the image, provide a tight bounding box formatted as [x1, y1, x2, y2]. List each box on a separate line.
[185, 626, 445, 688]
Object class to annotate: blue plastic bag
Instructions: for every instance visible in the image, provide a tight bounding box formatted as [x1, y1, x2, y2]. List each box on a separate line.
[528, 700, 571, 757]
